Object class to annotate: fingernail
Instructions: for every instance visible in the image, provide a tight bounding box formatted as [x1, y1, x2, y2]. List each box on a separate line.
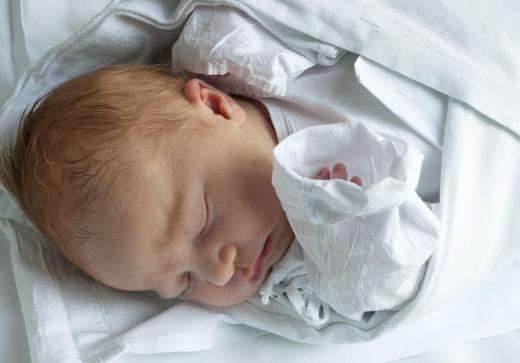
[333, 163, 345, 173]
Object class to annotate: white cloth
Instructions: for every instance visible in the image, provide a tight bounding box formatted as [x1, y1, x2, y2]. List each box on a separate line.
[259, 54, 444, 202]
[258, 120, 438, 324]
[170, 6, 317, 97]
[1, 1, 520, 362]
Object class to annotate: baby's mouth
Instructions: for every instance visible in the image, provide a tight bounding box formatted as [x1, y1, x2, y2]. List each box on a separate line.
[249, 237, 273, 282]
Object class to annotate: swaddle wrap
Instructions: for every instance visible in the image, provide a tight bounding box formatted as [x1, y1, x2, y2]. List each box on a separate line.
[259, 121, 438, 324]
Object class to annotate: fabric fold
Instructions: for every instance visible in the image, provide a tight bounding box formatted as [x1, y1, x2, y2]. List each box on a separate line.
[270, 121, 438, 321]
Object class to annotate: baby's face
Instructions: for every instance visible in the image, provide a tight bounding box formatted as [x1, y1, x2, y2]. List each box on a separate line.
[75, 79, 294, 306]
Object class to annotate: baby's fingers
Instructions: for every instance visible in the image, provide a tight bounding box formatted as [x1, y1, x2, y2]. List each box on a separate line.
[351, 176, 363, 186]
[333, 162, 363, 185]
[332, 163, 347, 180]
[314, 167, 330, 180]
[314, 163, 363, 186]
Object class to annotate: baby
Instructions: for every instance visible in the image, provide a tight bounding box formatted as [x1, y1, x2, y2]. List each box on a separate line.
[0, 65, 362, 307]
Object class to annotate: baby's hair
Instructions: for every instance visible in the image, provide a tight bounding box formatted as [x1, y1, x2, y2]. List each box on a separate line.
[0, 64, 198, 264]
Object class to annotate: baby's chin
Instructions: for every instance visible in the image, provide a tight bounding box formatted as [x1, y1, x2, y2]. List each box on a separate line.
[180, 273, 265, 307]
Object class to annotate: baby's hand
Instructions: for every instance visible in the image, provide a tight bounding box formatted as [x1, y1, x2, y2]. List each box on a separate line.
[314, 162, 363, 186]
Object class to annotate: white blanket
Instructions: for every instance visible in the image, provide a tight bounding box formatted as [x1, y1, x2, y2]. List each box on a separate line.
[1, 0, 520, 362]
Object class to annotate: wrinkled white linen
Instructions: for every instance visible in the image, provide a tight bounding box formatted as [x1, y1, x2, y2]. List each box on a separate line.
[0, 0, 111, 106]
[258, 121, 438, 325]
[171, 6, 317, 97]
[1, 1, 520, 362]
[255, 53, 444, 202]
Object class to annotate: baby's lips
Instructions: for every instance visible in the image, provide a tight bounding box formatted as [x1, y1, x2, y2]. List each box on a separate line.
[238, 260, 261, 282]
[245, 237, 273, 282]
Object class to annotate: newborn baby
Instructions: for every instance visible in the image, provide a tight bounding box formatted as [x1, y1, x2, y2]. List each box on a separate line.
[0, 65, 362, 307]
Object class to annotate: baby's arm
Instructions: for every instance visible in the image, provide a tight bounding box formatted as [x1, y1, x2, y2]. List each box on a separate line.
[313, 162, 363, 186]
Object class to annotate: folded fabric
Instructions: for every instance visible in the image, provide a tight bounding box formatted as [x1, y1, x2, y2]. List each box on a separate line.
[258, 121, 438, 324]
[171, 6, 317, 97]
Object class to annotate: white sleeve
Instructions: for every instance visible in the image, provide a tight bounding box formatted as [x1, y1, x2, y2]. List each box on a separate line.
[272, 120, 439, 320]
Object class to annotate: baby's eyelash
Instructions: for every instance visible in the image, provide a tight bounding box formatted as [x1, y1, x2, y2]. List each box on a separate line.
[183, 272, 191, 291]
[200, 195, 210, 237]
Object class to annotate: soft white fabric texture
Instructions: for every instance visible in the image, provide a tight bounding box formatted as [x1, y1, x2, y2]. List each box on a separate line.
[0, 0, 111, 106]
[256, 53, 444, 202]
[170, 6, 318, 97]
[1, 1, 520, 362]
[261, 121, 438, 324]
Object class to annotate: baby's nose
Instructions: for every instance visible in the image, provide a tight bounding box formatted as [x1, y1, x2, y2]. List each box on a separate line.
[205, 243, 237, 286]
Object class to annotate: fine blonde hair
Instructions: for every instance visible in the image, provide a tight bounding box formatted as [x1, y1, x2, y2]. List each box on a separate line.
[0, 64, 196, 263]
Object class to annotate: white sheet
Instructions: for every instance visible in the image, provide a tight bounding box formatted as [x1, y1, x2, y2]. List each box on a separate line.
[233, 0, 520, 137]
[0, 236, 31, 362]
[0, 0, 111, 106]
[1, 1, 520, 362]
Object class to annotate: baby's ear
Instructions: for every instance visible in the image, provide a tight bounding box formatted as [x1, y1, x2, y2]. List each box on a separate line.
[184, 78, 234, 120]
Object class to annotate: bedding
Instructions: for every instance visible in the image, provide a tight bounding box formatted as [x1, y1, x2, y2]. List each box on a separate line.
[0, 0, 111, 105]
[1, 0, 520, 362]
[170, 6, 317, 97]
